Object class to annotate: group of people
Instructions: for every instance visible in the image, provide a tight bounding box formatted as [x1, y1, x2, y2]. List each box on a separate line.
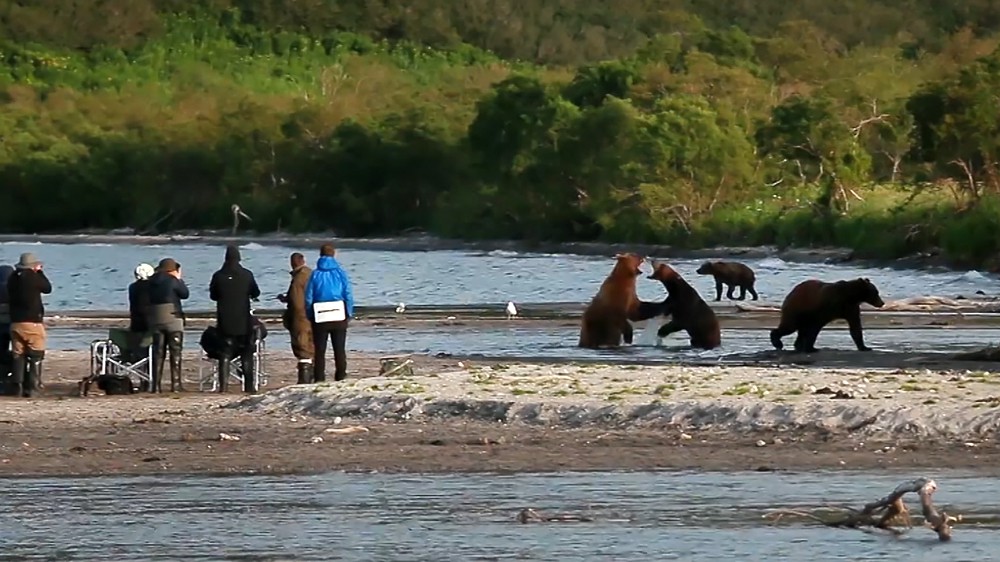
[0, 243, 355, 398]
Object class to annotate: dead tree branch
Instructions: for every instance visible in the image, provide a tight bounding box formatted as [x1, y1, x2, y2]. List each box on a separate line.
[764, 478, 959, 541]
[851, 99, 890, 139]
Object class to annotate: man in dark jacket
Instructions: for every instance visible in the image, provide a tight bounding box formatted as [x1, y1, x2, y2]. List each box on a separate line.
[7, 253, 53, 397]
[278, 252, 313, 384]
[304, 244, 355, 382]
[146, 257, 189, 393]
[209, 245, 261, 393]
[0, 264, 15, 394]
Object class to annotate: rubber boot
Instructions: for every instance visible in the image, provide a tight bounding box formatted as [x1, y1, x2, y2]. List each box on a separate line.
[22, 359, 39, 398]
[241, 353, 256, 394]
[29, 357, 43, 392]
[9, 355, 25, 398]
[151, 334, 166, 393]
[296, 362, 312, 384]
[168, 333, 184, 392]
[218, 358, 230, 393]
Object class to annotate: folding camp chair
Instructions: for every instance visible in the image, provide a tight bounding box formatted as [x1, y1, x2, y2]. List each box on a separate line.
[198, 335, 269, 392]
[88, 328, 154, 392]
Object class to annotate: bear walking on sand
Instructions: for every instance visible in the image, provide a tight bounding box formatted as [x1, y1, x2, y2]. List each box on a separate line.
[647, 261, 721, 350]
[578, 253, 668, 349]
[770, 278, 885, 353]
[696, 260, 758, 301]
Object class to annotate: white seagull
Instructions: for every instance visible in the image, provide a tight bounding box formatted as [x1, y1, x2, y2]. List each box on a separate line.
[395, 302, 406, 313]
[231, 204, 252, 235]
[506, 301, 518, 319]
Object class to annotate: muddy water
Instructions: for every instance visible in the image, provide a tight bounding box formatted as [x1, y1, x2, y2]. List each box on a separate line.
[2, 241, 998, 311]
[0, 470, 996, 560]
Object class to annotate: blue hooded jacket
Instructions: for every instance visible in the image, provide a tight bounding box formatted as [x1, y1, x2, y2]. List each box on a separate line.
[304, 256, 355, 321]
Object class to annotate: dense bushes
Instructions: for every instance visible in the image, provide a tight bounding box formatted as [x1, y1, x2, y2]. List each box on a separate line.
[4, 2, 1000, 266]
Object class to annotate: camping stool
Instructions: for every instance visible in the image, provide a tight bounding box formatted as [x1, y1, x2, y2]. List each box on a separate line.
[379, 356, 414, 377]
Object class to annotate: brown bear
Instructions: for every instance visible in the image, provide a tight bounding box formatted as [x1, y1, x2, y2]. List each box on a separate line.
[647, 261, 721, 350]
[696, 260, 758, 301]
[770, 278, 885, 353]
[578, 253, 668, 349]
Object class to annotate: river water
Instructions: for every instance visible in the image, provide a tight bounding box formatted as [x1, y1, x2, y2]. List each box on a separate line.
[2, 241, 998, 311]
[0, 470, 995, 561]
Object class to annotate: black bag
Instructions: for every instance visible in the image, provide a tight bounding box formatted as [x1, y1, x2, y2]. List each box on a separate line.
[97, 374, 136, 395]
[199, 325, 227, 360]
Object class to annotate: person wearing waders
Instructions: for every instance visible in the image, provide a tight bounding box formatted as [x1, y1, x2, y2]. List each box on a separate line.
[146, 258, 189, 392]
[6, 253, 52, 398]
[277, 252, 314, 383]
[304, 244, 355, 382]
[0, 264, 14, 393]
[209, 245, 261, 393]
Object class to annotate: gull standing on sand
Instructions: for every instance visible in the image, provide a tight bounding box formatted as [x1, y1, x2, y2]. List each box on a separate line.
[506, 301, 518, 319]
[231, 204, 252, 235]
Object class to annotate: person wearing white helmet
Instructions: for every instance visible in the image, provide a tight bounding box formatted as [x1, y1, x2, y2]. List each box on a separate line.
[128, 263, 154, 334]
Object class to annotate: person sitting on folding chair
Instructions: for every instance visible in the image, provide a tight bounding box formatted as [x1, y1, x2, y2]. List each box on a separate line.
[209, 245, 261, 393]
[125, 263, 155, 364]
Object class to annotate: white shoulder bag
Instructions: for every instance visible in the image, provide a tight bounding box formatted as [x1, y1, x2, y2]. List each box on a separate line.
[313, 300, 346, 323]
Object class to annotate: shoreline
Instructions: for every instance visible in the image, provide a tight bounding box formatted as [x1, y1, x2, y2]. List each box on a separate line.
[0, 231, 978, 274]
[3, 350, 1000, 478]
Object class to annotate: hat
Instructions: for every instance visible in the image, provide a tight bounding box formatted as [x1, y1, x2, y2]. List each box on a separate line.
[156, 258, 180, 272]
[16, 252, 41, 269]
[134, 263, 155, 280]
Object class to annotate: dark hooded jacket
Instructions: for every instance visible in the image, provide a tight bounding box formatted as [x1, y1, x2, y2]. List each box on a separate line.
[7, 266, 53, 324]
[0, 265, 14, 325]
[209, 245, 261, 336]
[128, 279, 152, 333]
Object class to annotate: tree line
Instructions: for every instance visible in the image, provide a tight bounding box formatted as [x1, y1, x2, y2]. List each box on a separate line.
[2, 2, 1000, 266]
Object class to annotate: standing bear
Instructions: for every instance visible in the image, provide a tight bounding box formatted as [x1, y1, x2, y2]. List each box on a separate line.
[648, 261, 721, 350]
[770, 278, 885, 353]
[696, 260, 759, 301]
[578, 253, 666, 349]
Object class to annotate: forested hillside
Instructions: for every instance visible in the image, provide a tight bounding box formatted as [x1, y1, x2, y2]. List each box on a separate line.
[3, 1, 1000, 265]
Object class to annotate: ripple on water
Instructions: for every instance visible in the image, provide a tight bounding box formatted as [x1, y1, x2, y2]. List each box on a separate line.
[0, 241, 997, 310]
[0, 471, 997, 560]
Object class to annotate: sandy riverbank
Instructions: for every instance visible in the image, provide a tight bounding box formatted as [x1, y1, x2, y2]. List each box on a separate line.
[3, 349, 1000, 477]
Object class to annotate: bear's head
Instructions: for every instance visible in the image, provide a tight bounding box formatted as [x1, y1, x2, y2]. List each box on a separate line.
[612, 253, 645, 278]
[647, 261, 680, 282]
[695, 261, 714, 275]
[856, 278, 884, 308]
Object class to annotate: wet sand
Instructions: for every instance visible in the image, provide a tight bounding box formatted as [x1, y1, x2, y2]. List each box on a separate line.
[2, 348, 1000, 477]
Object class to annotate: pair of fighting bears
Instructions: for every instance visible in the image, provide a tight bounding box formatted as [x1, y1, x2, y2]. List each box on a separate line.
[577, 253, 885, 353]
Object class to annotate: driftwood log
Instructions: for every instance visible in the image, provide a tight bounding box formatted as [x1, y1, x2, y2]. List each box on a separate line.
[517, 508, 593, 523]
[766, 478, 959, 541]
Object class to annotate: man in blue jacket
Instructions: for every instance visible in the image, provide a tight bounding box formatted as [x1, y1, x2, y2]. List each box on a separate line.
[304, 244, 355, 382]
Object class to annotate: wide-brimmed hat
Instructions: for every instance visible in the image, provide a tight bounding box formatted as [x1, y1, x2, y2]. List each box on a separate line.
[156, 258, 180, 272]
[15, 252, 41, 269]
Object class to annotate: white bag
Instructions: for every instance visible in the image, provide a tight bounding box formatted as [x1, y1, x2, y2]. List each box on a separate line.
[313, 300, 346, 323]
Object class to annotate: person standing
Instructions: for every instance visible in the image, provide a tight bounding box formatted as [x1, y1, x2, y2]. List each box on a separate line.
[0, 264, 14, 359]
[209, 245, 261, 393]
[6, 253, 52, 397]
[146, 258, 189, 393]
[278, 252, 314, 384]
[304, 244, 354, 382]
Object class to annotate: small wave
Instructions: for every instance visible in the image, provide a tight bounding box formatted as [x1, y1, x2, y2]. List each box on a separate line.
[240, 242, 265, 250]
[755, 257, 787, 269]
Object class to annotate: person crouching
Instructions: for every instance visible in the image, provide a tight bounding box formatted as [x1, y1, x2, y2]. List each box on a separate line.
[7, 253, 52, 398]
[278, 252, 314, 384]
